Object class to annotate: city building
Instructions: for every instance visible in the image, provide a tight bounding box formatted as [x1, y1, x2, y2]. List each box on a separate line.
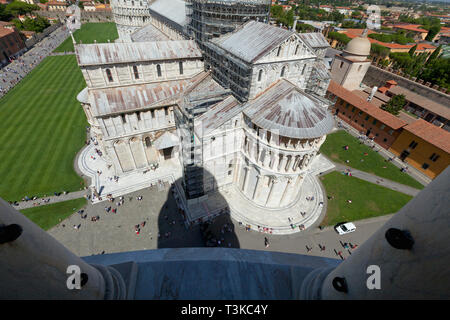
[47, 0, 69, 12]
[389, 119, 450, 179]
[388, 24, 429, 41]
[327, 30, 450, 179]
[186, 0, 271, 45]
[326, 80, 406, 150]
[384, 83, 450, 131]
[110, 0, 153, 42]
[0, 21, 26, 66]
[330, 31, 371, 91]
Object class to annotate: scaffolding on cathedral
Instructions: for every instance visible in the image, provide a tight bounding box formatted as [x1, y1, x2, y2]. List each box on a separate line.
[186, 0, 271, 43]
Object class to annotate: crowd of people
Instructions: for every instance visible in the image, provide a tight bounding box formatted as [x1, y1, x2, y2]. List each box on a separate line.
[0, 26, 70, 98]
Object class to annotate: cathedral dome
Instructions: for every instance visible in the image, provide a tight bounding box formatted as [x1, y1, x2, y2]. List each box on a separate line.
[344, 35, 371, 57]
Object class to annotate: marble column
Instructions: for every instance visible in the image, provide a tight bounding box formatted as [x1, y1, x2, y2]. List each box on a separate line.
[252, 174, 262, 200]
[279, 177, 292, 206]
[241, 166, 250, 192]
[265, 177, 278, 206]
[279, 154, 288, 172]
[127, 140, 137, 169]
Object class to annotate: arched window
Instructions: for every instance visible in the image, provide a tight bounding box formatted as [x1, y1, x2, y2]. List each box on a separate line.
[358, 65, 362, 72]
[295, 44, 299, 55]
[121, 114, 126, 123]
[277, 46, 282, 57]
[106, 68, 113, 82]
[133, 65, 139, 79]
[156, 64, 162, 77]
[301, 64, 306, 75]
[258, 69, 262, 82]
[281, 66, 286, 77]
[145, 137, 152, 148]
[179, 61, 183, 75]
[340, 61, 344, 68]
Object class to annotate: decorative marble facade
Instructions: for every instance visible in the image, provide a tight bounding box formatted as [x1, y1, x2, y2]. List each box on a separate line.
[76, 3, 334, 229]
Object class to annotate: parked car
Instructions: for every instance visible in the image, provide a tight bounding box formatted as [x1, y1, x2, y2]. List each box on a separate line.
[334, 222, 356, 235]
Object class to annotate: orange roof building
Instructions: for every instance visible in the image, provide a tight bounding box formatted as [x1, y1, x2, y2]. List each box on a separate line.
[326, 80, 407, 149]
[389, 119, 450, 179]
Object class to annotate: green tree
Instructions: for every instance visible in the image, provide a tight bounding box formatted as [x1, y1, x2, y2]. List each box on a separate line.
[408, 44, 417, 57]
[426, 45, 442, 64]
[0, 4, 13, 21]
[5, 1, 39, 16]
[381, 94, 406, 115]
[425, 25, 441, 42]
[420, 58, 450, 90]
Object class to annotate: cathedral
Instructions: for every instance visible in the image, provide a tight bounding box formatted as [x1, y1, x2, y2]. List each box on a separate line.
[76, 0, 335, 233]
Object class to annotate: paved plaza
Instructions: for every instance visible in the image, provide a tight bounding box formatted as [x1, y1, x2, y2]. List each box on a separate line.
[47, 181, 392, 260]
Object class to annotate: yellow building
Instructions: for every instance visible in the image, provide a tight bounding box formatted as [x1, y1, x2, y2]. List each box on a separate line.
[389, 119, 450, 179]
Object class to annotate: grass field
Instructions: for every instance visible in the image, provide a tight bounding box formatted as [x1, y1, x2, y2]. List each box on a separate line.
[320, 171, 413, 226]
[20, 198, 87, 230]
[0, 55, 87, 201]
[320, 130, 424, 189]
[54, 22, 119, 52]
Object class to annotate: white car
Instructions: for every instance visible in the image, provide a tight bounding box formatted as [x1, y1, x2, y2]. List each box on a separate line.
[334, 222, 356, 235]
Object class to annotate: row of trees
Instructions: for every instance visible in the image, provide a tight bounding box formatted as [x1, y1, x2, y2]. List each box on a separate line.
[368, 32, 415, 45]
[387, 45, 449, 90]
[270, 4, 346, 29]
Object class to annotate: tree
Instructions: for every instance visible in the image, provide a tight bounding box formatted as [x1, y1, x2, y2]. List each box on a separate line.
[5, 1, 39, 17]
[426, 45, 442, 65]
[408, 44, 417, 57]
[381, 94, 406, 115]
[425, 25, 441, 42]
[420, 58, 450, 90]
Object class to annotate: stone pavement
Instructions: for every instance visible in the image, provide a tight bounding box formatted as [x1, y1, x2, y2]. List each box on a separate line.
[48, 186, 204, 257]
[234, 213, 394, 260]
[46, 180, 394, 260]
[14, 190, 88, 210]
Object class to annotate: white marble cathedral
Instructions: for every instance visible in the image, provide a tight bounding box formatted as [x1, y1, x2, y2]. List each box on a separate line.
[76, 0, 335, 233]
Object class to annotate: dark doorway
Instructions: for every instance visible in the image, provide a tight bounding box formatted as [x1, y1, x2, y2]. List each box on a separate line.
[366, 129, 371, 136]
[335, 109, 339, 116]
[163, 147, 173, 160]
[400, 150, 410, 161]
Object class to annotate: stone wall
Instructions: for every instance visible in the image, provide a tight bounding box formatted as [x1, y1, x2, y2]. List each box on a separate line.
[35, 10, 113, 23]
[362, 64, 450, 107]
[24, 23, 62, 48]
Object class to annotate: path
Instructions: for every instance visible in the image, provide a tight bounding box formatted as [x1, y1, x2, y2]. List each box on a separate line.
[332, 163, 420, 197]
[13, 190, 88, 210]
[0, 26, 70, 98]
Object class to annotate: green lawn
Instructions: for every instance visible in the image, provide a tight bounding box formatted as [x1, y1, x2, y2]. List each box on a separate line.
[320, 130, 424, 189]
[320, 171, 413, 226]
[54, 22, 119, 52]
[0, 55, 87, 201]
[20, 198, 87, 230]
